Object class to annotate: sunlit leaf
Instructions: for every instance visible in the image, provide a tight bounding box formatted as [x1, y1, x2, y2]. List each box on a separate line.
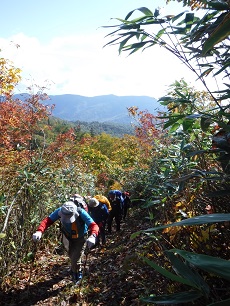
[0, 233, 6, 239]
[202, 12, 230, 55]
[143, 214, 230, 232]
[165, 251, 210, 295]
[130, 230, 142, 239]
[125, 7, 153, 20]
[142, 256, 196, 287]
[170, 249, 230, 281]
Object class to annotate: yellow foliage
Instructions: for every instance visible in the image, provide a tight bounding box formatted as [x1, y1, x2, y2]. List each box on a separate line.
[166, 0, 206, 10]
[200, 229, 210, 242]
[188, 195, 195, 203]
[0, 57, 21, 95]
[162, 224, 180, 235]
[110, 181, 122, 191]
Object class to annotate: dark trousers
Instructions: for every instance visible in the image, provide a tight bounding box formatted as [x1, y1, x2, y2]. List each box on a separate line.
[123, 203, 128, 219]
[98, 225, 106, 244]
[62, 235, 86, 273]
[107, 210, 121, 233]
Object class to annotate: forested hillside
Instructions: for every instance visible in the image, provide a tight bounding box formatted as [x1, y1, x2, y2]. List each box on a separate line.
[1, 1, 230, 305]
[48, 117, 134, 139]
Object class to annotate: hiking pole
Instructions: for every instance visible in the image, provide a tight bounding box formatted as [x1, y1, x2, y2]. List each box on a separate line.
[77, 246, 91, 288]
[83, 247, 90, 274]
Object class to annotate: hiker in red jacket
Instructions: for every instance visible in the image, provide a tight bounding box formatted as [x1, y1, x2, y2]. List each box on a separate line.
[32, 201, 99, 284]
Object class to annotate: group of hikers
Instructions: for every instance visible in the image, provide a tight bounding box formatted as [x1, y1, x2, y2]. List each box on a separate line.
[32, 190, 131, 284]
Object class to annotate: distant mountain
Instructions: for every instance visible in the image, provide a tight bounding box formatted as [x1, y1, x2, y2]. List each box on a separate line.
[14, 93, 163, 124]
[45, 94, 162, 124]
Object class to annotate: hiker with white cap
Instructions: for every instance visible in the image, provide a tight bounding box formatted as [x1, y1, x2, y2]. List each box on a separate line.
[32, 201, 99, 284]
[87, 197, 109, 246]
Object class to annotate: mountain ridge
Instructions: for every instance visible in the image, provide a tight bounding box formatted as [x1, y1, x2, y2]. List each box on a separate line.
[14, 93, 163, 124]
[46, 94, 162, 124]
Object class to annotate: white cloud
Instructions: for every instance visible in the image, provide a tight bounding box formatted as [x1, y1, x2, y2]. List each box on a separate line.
[0, 32, 216, 99]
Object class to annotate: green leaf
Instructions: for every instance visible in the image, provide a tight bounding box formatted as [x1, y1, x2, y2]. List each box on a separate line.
[207, 2, 230, 11]
[198, 67, 214, 79]
[202, 12, 230, 55]
[142, 199, 162, 208]
[119, 34, 136, 53]
[125, 41, 150, 50]
[0, 233, 6, 239]
[130, 230, 141, 240]
[165, 251, 210, 295]
[141, 290, 203, 304]
[143, 214, 230, 232]
[163, 115, 185, 129]
[125, 7, 153, 20]
[213, 62, 230, 77]
[201, 116, 212, 131]
[170, 249, 230, 281]
[185, 13, 194, 30]
[182, 119, 194, 132]
[158, 96, 173, 103]
[170, 27, 187, 35]
[136, 7, 153, 17]
[142, 256, 196, 287]
[172, 12, 186, 23]
[174, 89, 187, 99]
[186, 114, 202, 119]
[156, 28, 165, 39]
[170, 122, 182, 132]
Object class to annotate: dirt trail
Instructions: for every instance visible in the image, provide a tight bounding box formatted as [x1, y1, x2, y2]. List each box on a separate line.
[1, 207, 160, 306]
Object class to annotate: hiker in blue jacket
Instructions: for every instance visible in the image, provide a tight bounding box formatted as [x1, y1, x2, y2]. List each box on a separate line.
[122, 191, 131, 220]
[88, 197, 109, 245]
[107, 190, 123, 233]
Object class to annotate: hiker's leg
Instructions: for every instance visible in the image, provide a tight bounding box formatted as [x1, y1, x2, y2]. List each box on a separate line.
[100, 225, 106, 244]
[107, 212, 114, 233]
[69, 236, 86, 273]
[115, 212, 121, 231]
[123, 203, 128, 220]
[62, 234, 69, 252]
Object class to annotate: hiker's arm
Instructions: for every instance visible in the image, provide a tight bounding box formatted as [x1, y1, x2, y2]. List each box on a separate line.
[37, 216, 54, 233]
[88, 221, 99, 236]
[37, 208, 60, 233]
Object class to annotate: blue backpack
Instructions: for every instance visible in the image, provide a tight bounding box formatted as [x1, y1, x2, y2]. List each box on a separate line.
[108, 190, 124, 203]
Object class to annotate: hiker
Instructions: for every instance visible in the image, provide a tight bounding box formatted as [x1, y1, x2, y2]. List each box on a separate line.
[94, 194, 112, 212]
[70, 193, 89, 212]
[32, 201, 99, 284]
[122, 191, 131, 220]
[107, 190, 123, 233]
[87, 197, 109, 245]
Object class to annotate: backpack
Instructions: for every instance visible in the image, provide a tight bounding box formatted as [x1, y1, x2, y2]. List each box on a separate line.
[70, 194, 88, 212]
[108, 190, 124, 203]
[94, 194, 112, 211]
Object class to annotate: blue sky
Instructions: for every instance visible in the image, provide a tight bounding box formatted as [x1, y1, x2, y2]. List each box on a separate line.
[0, 0, 209, 99]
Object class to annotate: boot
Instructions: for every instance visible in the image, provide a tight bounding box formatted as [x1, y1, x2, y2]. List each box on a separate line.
[72, 271, 83, 285]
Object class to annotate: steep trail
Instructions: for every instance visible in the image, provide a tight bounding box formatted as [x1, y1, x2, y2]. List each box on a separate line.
[1, 206, 161, 306]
